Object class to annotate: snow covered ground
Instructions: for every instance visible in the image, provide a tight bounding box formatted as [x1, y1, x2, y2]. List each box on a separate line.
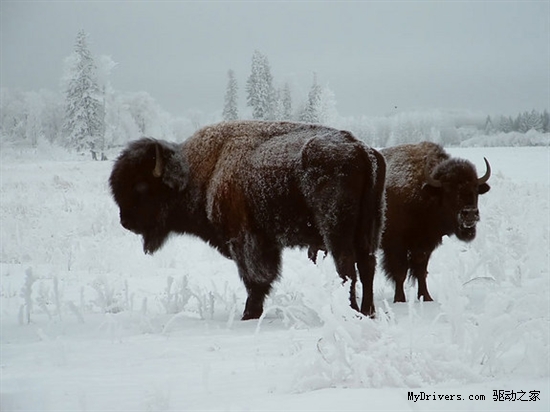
[1, 144, 548, 411]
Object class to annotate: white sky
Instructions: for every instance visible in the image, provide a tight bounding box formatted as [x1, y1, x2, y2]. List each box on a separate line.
[2, 1, 549, 117]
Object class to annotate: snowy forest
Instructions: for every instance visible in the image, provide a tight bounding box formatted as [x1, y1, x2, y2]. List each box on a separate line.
[1, 30, 548, 158]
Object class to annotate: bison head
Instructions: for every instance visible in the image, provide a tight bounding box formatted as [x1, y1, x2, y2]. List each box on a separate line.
[109, 138, 188, 254]
[423, 157, 490, 241]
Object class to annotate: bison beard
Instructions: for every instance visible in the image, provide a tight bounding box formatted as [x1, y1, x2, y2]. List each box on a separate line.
[379, 142, 490, 303]
[109, 121, 386, 320]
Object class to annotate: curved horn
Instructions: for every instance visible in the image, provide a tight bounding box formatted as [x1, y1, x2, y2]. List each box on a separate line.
[424, 163, 442, 188]
[152, 144, 162, 178]
[477, 157, 491, 185]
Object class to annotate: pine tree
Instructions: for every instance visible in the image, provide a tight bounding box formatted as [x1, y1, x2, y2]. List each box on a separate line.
[246, 50, 275, 120]
[498, 115, 514, 133]
[513, 114, 522, 132]
[222, 69, 239, 121]
[282, 82, 292, 120]
[300, 73, 322, 123]
[272, 88, 284, 121]
[540, 110, 549, 133]
[63, 30, 105, 156]
[317, 85, 338, 125]
[272, 83, 294, 121]
[484, 115, 495, 135]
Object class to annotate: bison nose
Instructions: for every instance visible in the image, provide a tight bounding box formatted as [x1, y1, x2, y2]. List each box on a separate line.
[459, 208, 479, 227]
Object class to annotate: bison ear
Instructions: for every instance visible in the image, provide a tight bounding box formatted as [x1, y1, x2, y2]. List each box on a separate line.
[478, 183, 490, 195]
[152, 141, 188, 191]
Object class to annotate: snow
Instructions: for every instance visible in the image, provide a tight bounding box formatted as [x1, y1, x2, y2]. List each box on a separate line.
[1, 145, 549, 411]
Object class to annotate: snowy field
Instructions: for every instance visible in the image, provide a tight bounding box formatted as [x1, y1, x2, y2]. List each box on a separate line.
[1, 144, 549, 411]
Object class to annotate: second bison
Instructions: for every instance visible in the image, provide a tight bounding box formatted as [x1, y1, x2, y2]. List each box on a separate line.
[109, 121, 386, 319]
[380, 142, 491, 303]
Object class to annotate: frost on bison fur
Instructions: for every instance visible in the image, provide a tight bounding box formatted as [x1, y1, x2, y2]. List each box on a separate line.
[109, 121, 386, 320]
[380, 141, 491, 303]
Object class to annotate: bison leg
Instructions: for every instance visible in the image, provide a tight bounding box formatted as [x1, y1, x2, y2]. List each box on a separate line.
[409, 250, 434, 302]
[332, 252, 359, 312]
[231, 234, 282, 320]
[382, 248, 408, 303]
[242, 281, 272, 320]
[357, 251, 376, 317]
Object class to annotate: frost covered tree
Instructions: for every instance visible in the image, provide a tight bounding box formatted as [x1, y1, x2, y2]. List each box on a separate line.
[316, 85, 338, 126]
[271, 84, 293, 121]
[40, 90, 65, 144]
[0, 89, 26, 141]
[388, 116, 413, 146]
[272, 85, 292, 121]
[484, 115, 495, 135]
[497, 115, 515, 133]
[222, 69, 239, 121]
[25, 91, 44, 147]
[246, 50, 275, 120]
[0, 88, 64, 147]
[282, 82, 292, 120]
[518, 110, 543, 133]
[272, 88, 285, 121]
[299, 74, 337, 125]
[300, 73, 322, 123]
[541, 110, 549, 133]
[63, 30, 105, 157]
[126, 91, 171, 137]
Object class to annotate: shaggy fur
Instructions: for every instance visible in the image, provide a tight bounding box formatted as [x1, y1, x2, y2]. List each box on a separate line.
[109, 121, 386, 319]
[380, 142, 490, 303]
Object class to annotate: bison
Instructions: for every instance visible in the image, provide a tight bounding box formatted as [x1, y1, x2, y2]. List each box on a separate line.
[380, 142, 491, 303]
[109, 121, 386, 319]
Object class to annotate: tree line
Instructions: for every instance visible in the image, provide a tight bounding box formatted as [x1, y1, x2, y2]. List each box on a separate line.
[484, 110, 549, 134]
[223, 49, 337, 125]
[1, 35, 337, 158]
[1, 31, 548, 156]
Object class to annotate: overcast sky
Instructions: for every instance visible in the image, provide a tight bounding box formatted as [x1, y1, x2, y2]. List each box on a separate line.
[2, 1, 549, 118]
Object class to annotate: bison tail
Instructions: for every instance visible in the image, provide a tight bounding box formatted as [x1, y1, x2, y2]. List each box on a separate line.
[357, 148, 386, 254]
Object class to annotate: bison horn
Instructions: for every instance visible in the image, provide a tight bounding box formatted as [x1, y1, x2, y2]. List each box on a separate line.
[424, 164, 442, 188]
[477, 157, 491, 185]
[153, 144, 163, 178]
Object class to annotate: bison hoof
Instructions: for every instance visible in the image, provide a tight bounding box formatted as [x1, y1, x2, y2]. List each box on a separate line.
[361, 306, 376, 318]
[242, 297, 264, 320]
[241, 313, 260, 321]
[241, 308, 263, 321]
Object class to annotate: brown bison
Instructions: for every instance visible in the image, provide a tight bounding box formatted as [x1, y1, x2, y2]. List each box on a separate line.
[109, 121, 386, 319]
[380, 142, 490, 303]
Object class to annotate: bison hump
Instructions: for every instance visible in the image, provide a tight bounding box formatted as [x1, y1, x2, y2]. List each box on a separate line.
[382, 142, 449, 191]
[300, 132, 363, 170]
